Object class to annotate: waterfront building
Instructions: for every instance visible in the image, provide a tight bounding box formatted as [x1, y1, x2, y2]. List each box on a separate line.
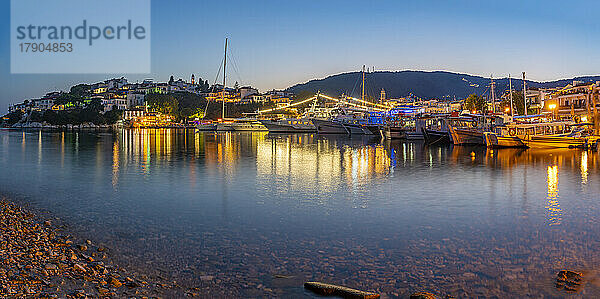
[542, 81, 600, 121]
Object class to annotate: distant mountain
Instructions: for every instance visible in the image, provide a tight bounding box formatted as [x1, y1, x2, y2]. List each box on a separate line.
[286, 71, 600, 100]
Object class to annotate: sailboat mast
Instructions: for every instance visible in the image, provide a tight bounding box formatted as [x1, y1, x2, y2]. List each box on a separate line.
[509, 75, 514, 119]
[522, 72, 527, 116]
[222, 38, 228, 120]
[490, 75, 495, 113]
[361, 65, 365, 102]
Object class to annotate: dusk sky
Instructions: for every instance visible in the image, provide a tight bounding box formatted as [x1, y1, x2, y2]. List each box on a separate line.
[1, 0, 599, 113]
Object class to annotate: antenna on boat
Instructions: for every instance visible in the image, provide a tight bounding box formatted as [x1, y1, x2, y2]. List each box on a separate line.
[222, 38, 228, 120]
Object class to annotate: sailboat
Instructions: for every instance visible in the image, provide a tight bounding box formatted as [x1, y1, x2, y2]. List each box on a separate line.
[209, 38, 266, 132]
[312, 66, 374, 134]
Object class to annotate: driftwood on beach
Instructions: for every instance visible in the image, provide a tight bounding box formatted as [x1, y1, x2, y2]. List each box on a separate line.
[304, 281, 380, 299]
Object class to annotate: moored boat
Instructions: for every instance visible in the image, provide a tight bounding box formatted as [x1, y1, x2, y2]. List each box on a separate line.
[483, 132, 524, 148]
[312, 118, 348, 134]
[259, 118, 316, 133]
[447, 115, 499, 145]
[421, 115, 450, 144]
[196, 121, 217, 131]
[381, 125, 406, 139]
[448, 125, 485, 145]
[342, 123, 368, 134]
[422, 128, 450, 144]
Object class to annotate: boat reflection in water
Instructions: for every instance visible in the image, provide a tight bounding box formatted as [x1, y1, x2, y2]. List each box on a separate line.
[3, 129, 600, 297]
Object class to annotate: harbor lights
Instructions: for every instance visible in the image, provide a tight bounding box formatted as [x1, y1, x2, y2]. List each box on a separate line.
[548, 103, 557, 120]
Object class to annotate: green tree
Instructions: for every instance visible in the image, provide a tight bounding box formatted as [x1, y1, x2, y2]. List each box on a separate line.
[500, 91, 536, 115]
[463, 94, 486, 113]
[146, 94, 179, 116]
[103, 109, 123, 124]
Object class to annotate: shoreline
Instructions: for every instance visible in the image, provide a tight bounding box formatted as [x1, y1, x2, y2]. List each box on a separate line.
[0, 196, 202, 298]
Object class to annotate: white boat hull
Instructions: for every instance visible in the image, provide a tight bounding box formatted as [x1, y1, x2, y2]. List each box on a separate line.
[259, 120, 316, 133]
[312, 119, 348, 134]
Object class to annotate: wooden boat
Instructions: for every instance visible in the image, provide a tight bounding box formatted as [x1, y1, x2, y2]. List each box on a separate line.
[519, 123, 600, 148]
[483, 132, 524, 148]
[521, 135, 592, 148]
[487, 121, 599, 149]
[448, 126, 484, 145]
[381, 117, 419, 140]
[447, 115, 499, 145]
[422, 128, 450, 144]
[381, 125, 406, 139]
[421, 116, 451, 144]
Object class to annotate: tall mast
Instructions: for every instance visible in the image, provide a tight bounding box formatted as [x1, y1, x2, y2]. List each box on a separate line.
[509, 74, 514, 119]
[361, 65, 365, 102]
[222, 38, 228, 120]
[522, 72, 527, 116]
[490, 74, 495, 113]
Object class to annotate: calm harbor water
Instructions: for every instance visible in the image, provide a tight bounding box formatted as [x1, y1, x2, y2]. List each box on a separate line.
[1, 128, 600, 297]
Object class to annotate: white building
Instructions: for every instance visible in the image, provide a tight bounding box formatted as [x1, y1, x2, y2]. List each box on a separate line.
[240, 87, 259, 99]
[107, 77, 128, 90]
[127, 92, 145, 108]
[102, 98, 127, 113]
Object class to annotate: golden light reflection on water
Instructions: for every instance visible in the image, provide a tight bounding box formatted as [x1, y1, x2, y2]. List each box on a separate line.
[545, 165, 561, 226]
[581, 151, 588, 185]
[256, 134, 390, 192]
[112, 140, 119, 190]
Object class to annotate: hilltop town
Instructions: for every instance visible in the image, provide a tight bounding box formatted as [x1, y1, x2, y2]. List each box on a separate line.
[1, 75, 295, 128]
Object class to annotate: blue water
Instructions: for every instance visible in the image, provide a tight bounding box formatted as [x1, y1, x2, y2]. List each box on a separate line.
[1, 129, 600, 298]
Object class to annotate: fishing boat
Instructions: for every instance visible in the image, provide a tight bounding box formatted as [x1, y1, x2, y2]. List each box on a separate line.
[406, 117, 426, 140]
[518, 122, 599, 148]
[381, 125, 407, 139]
[421, 116, 450, 144]
[483, 130, 524, 148]
[485, 120, 599, 148]
[447, 115, 499, 145]
[380, 105, 422, 139]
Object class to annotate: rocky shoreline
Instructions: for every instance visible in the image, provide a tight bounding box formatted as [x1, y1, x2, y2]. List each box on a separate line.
[0, 198, 201, 298]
